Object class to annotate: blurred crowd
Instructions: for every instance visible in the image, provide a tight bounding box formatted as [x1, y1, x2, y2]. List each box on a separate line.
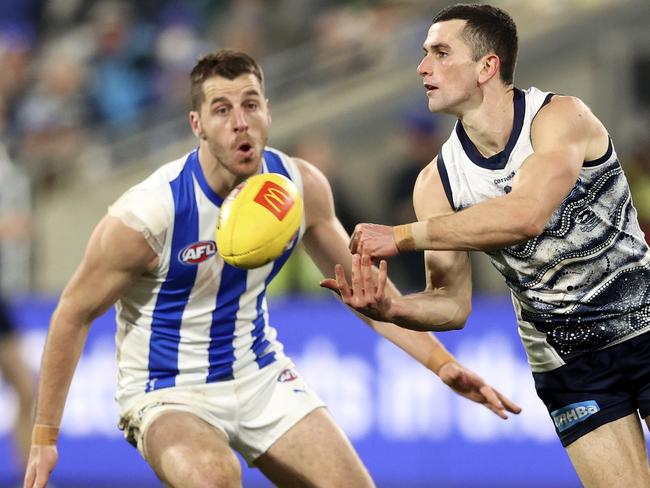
[0, 0, 648, 296]
[0, 0, 415, 192]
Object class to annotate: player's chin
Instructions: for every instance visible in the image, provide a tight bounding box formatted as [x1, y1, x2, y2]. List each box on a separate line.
[234, 154, 262, 175]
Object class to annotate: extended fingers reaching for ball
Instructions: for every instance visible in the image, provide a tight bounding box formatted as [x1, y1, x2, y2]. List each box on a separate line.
[320, 254, 392, 322]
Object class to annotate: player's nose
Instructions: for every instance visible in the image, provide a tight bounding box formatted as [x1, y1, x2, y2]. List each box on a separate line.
[232, 108, 249, 132]
[417, 56, 431, 77]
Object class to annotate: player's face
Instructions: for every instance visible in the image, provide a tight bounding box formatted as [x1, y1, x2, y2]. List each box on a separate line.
[191, 73, 271, 178]
[417, 20, 482, 115]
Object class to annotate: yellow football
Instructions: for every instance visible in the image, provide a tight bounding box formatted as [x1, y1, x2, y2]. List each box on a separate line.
[216, 173, 303, 269]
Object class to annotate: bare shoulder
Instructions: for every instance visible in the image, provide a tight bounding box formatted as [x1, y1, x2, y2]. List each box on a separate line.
[291, 157, 335, 226]
[413, 156, 453, 220]
[94, 216, 159, 273]
[535, 95, 605, 132]
[292, 157, 331, 192]
[533, 94, 609, 158]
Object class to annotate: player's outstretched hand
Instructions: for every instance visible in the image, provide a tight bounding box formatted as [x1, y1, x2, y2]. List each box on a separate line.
[438, 362, 522, 419]
[320, 254, 393, 322]
[350, 223, 399, 258]
[24, 445, 58, 488]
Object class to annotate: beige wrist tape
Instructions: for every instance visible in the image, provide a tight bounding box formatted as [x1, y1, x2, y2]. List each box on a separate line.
[425, 344, 455, 374]
[31, 424, 59, 446]
[393, 222, 429, 252]
[393, 224, 415, 252]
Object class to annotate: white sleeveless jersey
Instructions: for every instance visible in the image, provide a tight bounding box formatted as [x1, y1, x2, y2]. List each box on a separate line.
[109, 147, 304, 404]
[438, 87, 650, 372]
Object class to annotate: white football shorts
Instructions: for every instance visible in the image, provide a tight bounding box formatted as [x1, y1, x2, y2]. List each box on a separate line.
[118, 358, 325, 464]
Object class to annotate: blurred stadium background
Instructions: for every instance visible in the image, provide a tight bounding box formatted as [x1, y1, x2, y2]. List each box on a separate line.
[0, 0, 649, 486]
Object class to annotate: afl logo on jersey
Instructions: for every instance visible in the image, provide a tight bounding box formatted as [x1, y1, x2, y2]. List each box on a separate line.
[178, 240, 217, 265]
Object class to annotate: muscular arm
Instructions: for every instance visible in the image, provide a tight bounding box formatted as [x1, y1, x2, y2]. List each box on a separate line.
[305, 159, 520, 417]
[25, 216, 158, 487]
[386, 162, 473, 331]
[35, 216, 157, 426]
[353, 96, 609, 255]
[297, 159, 460, 369]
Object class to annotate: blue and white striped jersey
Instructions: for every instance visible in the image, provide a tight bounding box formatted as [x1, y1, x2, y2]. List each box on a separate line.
[438, 87, 650, 372]
[109, 147, 304, 405]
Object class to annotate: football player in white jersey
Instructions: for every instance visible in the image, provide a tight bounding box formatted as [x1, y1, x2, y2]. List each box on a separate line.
[333, 4, 650, 488]
[24, 49, 520, 488]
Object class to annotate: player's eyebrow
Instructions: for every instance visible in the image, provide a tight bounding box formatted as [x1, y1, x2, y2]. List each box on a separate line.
[209, 89, 261, 105]
[209, 96, 229, 106]
[423, 42, 451, 52]
[242, 89, 261, 97]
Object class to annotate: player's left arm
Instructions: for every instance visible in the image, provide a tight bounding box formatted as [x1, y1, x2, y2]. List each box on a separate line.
[351, 96, 606, 256]
[295, 158, 520, 419]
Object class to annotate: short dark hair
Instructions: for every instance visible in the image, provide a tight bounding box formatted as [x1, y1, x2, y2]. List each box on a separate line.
[432, 4, 518, 85]
[190, 49, 265, 110]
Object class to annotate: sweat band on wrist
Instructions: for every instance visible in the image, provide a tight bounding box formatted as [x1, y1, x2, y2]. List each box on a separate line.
[31, 424, 59, 446]
[393, 224, 415, 252]
[425, 344, 455, 374]
[393, 222, 430, 252]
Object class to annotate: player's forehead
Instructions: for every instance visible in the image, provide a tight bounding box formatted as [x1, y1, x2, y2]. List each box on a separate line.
[423, 19, 468, 51]
[201, 73, 263, 105]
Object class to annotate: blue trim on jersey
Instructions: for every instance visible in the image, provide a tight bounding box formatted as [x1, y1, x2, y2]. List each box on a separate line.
[205, 150, 294, 380]
[437, 152, 455, 210]
[207, 264, 246, 382]
[249, 150, 297, 368]
[190, 149, 224, 206]
[263, 149, 291, 178]
[456, 88, 525, 170]
[147, 154, 200, 392]
[584, 138, 613, 168]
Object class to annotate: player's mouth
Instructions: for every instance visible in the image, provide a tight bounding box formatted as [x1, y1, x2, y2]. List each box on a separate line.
[236, 142, 255, 158]
[424, 83, 437, 94]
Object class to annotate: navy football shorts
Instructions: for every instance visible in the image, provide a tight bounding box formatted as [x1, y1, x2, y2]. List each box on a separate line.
[533, 330, 650, 447]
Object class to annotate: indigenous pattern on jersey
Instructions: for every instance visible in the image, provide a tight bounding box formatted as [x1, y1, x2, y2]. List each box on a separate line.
[109, 147, 304, 404]
[438, 87, 650, 372]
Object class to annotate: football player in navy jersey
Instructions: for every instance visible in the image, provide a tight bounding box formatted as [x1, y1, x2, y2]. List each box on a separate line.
[331, 4, 650, 487]
[24, 49, 519, 488]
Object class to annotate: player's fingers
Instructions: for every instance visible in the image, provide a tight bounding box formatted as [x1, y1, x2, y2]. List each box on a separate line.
[350, 225, 362, 253]
[496, 390, 522, 414]
[375, 260, 388, 300]
[32, 467, 48, 488]
[319, 278, 341, 296]
[350, 254, 363, 293]
[361, 255, 373, 299]
[333, 264, 351, 299]
[23, 466, 35, 488]
[479, 385, 507, 419]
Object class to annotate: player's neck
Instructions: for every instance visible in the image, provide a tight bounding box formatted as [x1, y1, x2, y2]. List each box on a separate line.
[458, 85, 515, 158]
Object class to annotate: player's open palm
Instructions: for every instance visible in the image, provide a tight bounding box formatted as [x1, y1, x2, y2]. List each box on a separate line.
[321, 254, 393, 322]
[438, 361, 522, 419]
[24, 445, 58, 488]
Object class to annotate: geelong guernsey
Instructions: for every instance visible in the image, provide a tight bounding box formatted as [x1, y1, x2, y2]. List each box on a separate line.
[438, 87, 650, 372]
[109, 147, 303, 405]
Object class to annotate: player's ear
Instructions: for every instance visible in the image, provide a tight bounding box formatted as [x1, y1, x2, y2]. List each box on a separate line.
[266, 99, 272, 125]
[189, 111, 207, 140]
[478, 53, 500, 84]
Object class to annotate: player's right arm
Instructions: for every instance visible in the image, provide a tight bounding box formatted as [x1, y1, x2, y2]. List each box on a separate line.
[24, 215, 158, 488]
